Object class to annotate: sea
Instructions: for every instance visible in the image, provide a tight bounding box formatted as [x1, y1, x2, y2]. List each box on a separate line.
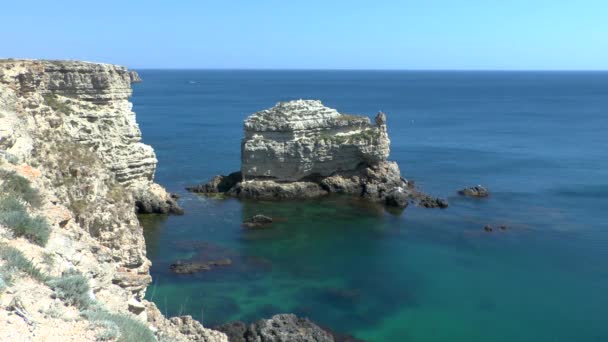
[133, 70, 608, 342]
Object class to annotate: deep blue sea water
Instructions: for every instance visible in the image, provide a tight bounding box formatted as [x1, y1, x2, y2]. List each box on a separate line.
[134, 71, 608, 341]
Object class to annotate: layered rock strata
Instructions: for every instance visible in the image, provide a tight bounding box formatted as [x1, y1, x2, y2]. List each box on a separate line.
[0, 59, 181, 215]
[188, 100, 446, 208]
[0, 60, 221, 341]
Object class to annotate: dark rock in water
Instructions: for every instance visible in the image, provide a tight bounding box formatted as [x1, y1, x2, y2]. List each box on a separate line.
[384, 187, 409, 208]
[499, 225, 508, 230]
[458, 185, 489, 198]
[243, 214, 274, 228]
[169, 261, 210, 274]
[215, 321, 249, 342]
[216, 313, 366, 342]
[248, 314, 334, 342]
[186, 171, 242, 193]
[169, 258, 232, 274]
[418, 195, 449, 208]
[484, 225, 493, 232]
[228, 180, 328, 200]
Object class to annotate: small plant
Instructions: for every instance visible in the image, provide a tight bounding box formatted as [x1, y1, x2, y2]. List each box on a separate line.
[107, 183, 128, 203]
[90, 320, 120, 341]
[0, 151, 19, 165]
[0, 170, 42, 208]
[41, 251, 56, 271]
[0, 274, 6, 295]
[43, 94, 73, 114]
[43, 303, 65, 319]
[0, 197, 50, 246]
[47, 269, 92, 309]
[81, 307, 156, 342]
[0, 243, 46, 283]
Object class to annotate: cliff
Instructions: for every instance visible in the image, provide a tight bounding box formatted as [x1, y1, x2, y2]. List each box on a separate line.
[189, 100, 447, 209]
[0, 60, 226, 341]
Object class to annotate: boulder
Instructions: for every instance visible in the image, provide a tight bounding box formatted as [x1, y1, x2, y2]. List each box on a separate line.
[458, 185, 489, 198]
[243, 214, 274, 228]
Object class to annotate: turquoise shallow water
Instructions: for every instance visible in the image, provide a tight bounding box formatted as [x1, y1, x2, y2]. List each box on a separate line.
[135, 71, 608, 341]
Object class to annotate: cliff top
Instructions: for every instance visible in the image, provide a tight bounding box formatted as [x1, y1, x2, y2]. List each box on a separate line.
[244, 99, 370, 132]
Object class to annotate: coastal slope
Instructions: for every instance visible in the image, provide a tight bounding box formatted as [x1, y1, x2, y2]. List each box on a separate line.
[0, 59, 225, 341]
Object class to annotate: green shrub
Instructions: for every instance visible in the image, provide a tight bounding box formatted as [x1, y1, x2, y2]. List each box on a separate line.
[0, 274, 6, 294]
[81, 307, 156, 342]
[0, 197, 50, 246]
[0, 243, 46, 283]
[90, 319, 120, 341]
[47, 269, 92, 309]
[0, 151, 19, 165]
[0, 170, 42, 208]
[43, 94, 73, 114]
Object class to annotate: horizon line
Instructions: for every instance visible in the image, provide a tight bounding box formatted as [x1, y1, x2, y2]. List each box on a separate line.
[132, 67, 608, 72]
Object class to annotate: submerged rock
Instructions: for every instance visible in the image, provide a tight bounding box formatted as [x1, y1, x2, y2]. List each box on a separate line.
[169, 258, 232, 274]
[243, 214, 273, 228]
[484, 225, 493, 232]
[458, 185, 489, 198]
[187, 100, 446, 209]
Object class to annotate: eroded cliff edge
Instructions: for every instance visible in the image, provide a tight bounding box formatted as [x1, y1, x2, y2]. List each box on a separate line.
[189, 100, 447, 209]
[0, 60, 225, 341]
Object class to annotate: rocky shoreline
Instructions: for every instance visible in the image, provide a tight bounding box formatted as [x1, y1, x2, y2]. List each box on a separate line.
[0, 60, 376, 342]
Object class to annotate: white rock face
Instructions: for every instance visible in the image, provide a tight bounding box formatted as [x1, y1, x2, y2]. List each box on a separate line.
[0, 59, 225, 341]
[241, 100, 390, 181]
[0, 60, 155, 189]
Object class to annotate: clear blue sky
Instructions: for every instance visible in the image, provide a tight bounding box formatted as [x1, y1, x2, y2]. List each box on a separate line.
[1, 0, 606, 70]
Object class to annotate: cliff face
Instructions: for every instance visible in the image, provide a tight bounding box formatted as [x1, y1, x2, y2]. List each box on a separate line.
[0, 60, 225, 341]
[242, 100, 390, 181]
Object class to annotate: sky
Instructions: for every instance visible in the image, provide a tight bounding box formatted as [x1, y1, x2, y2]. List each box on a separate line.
[1, 0, 606, 70]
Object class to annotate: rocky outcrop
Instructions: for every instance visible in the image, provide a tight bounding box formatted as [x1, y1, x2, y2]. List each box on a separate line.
[215, 314, 334, 342]
[241, 100, 389, 181]
[458, 185, 489, 198]
[243, 214, 273, 228]
[0, 60, 223, 341]
[189, 100, 446, 209]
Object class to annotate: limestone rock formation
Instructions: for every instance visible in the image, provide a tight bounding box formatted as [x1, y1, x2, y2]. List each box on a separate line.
[241, 100, 390, 181]
[0, 59, 181, 215]
[189, 100, 446, 209]
[0, 59, 224, 341]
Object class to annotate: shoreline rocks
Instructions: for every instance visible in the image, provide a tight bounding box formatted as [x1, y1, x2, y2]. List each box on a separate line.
[187, 100, 447, 209]
[215, 314, 336, 342]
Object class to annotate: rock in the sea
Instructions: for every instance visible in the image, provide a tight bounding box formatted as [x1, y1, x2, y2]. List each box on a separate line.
[384, 187, 409, 208]
[215, 314, 334, 342]
[169, 258, 232, 274]
[484, 225, 493, 232]
[187, 171, 242, 193]
[136, 183, 184, 214]
[187, 100, 446, 209]
[417, 195, 449, 208]
[458, 185, 489, 198]
[241, 100, 389, 181]
[243, 214, 273, 228]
